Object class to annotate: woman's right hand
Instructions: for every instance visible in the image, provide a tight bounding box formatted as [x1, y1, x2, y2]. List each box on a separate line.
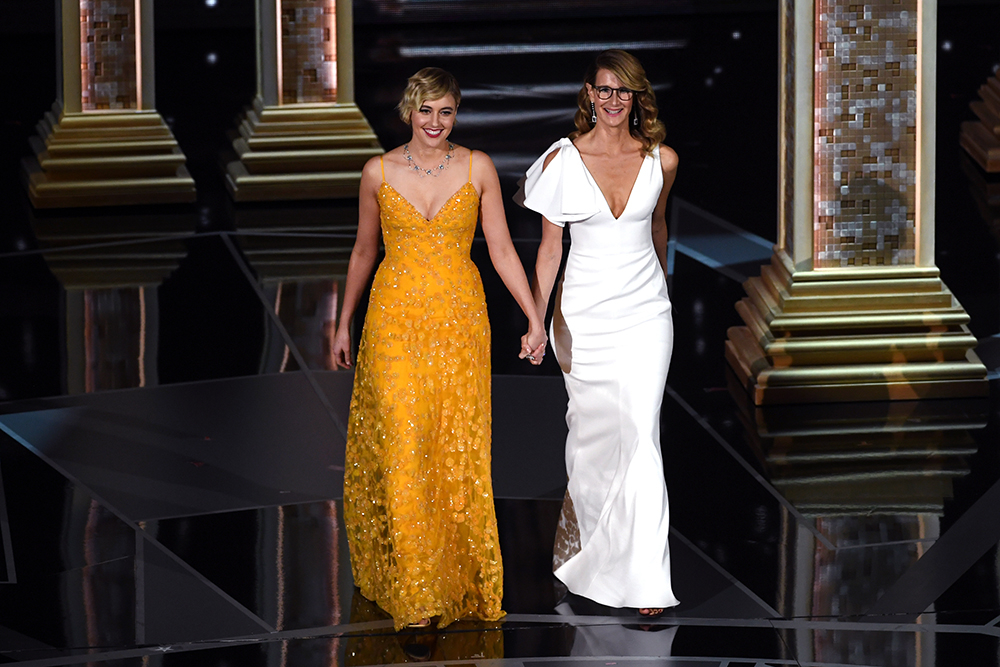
[520, 322, 548, 365]
[332, 327, 353, 369]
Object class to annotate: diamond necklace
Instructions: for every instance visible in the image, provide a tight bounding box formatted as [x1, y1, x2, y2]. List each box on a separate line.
[403, 142, 455, 177]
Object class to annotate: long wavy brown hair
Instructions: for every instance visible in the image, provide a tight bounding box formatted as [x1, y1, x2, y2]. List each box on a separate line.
[569, 50, 666, 155]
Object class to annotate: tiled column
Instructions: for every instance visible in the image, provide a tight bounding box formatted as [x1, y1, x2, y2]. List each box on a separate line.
[224, 0, 383, 201]
[725, 0, 987, 404]
[23, 0, 195, 208]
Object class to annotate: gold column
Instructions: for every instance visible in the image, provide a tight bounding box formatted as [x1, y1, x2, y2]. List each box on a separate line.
[23, 0, 195, 208]
[225, 0, 383, 201]
[726, 0, 987, 404]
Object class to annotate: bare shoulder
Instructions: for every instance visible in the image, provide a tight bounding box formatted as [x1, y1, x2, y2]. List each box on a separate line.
[362, 154, 384, 178]
[360, 154, 386, 192]
[658, 144, 679, 171]
[470, 147, 495, 168]
[542, 146, 562, 169]
[470, 148, 499, 179]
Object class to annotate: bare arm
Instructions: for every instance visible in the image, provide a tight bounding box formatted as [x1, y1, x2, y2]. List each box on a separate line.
[332, 157, 384, 368]
[528, 149, 565, 322]
[532, 218, 564, 322]
[474, 151, 548, 361]
[651, 145, 679, 277]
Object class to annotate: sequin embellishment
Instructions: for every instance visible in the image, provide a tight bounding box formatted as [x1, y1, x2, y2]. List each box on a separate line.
[343, 179, 503, 630]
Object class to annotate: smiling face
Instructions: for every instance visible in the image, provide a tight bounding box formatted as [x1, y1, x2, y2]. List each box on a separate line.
[587, 68, 634, 128]
[409, 94, 457, 147]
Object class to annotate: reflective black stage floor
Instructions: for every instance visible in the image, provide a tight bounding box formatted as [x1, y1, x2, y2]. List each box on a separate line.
[3, 2, 1000, 666]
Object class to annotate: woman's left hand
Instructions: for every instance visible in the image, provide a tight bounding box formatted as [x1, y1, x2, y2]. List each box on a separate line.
[520, 324, 548, 365]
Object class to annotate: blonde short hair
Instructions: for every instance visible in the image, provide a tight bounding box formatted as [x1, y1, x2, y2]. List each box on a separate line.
[397, 67, 462, 124]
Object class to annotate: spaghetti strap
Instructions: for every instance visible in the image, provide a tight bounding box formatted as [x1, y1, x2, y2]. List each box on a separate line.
[468, 150, 473, 181]
[380, 155, 385, 182]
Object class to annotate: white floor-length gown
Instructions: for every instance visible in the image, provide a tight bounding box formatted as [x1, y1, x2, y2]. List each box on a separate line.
[521, 137, 679, 610]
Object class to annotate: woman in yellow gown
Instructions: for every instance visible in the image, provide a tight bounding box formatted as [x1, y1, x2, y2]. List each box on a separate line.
[332, 67, 548, 630]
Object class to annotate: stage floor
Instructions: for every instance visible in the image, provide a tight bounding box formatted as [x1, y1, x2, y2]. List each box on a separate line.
[2, 2, 1000, 665]
[3, 363, 999, 667]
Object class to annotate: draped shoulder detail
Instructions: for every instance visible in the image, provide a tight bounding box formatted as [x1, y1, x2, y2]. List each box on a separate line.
[516, 138, 601, 227]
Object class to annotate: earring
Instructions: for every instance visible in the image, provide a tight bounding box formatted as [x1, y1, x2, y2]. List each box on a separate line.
[590, 101, 597, 124]
[633, 113, 638, 126]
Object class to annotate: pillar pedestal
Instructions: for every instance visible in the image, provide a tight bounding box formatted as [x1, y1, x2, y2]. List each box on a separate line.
[25, 104, 194, 208]
[726, 251, 985, 404]
[225, 98, 381, 201]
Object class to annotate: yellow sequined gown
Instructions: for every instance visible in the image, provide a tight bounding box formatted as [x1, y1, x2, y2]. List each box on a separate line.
[344, 154, 504, 630]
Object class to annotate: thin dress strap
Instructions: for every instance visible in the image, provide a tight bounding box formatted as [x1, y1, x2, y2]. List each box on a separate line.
[379, 155, 385, 182]
[468, 150, 473, 182]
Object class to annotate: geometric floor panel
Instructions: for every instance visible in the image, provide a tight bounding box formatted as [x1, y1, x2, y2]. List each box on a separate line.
[2, 363, 999, 665]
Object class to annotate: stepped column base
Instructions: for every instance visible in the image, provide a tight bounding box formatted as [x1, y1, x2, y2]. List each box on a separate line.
[225, 98, 383, 202]
[23, 103, 196, 208]
[725, 251, 989, 405]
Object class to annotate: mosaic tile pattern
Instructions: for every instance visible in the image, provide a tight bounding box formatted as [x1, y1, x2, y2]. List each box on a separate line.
[813, 1, 918, 268]
[80, 0, 138, 111]
[782, 0, 796, 255]
[280, 0, 337, 104]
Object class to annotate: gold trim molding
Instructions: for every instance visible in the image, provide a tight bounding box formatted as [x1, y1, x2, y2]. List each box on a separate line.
[24, 104, 195, 208]
[727, 252, 987, 404]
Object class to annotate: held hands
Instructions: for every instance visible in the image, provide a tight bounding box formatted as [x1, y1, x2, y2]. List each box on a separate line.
[519, 323, 548, 366]
[331, 327, 353, 369]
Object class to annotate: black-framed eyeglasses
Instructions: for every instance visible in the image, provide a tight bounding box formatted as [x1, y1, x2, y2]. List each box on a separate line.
[594, 86, 636, 101]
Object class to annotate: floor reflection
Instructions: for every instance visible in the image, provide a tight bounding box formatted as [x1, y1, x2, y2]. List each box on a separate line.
[554, 603, 679, 657]
[0, 432, 141, 657]
[737, 396, 986, 519]
[793, 626, 933, 667]
[230, 200, 359, 372]
[147, 500, 350, 633]
[344, 596, 503, 665]
[241, 229, 353, 373]
[729, 380, 990, 665]
[31, 210, 193, 396]
[14, 223, 361, 397]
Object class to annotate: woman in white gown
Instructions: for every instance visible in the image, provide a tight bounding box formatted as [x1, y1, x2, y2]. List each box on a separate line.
[520, 50, 679, 616]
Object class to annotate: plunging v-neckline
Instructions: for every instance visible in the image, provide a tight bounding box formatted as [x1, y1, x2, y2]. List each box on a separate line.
[572, 143, 647, 221]
[382, 182, 477, 222]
